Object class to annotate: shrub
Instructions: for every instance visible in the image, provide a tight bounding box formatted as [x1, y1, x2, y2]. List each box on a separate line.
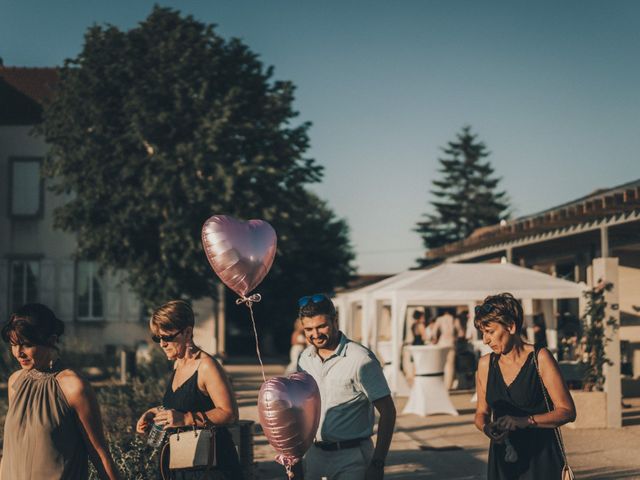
[580, 280, 619, 392]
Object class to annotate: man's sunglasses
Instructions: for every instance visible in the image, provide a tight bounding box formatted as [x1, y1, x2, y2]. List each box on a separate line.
[298, 294, 330, 308]
[474, 303, 494, 316]
[151, 329, 184, 344]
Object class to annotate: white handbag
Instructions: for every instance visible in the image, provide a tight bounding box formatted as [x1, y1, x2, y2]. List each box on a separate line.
[168, 427, 217, 470]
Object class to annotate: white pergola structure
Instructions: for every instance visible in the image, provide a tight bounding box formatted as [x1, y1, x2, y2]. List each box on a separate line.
[336, 263, 587, 394]
[334, 270, 416, 347]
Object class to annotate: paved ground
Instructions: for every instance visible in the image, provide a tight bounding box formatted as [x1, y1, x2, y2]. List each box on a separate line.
[227, 362, 640, 480]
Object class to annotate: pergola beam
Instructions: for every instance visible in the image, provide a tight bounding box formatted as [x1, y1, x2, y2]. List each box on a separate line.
[444, 210, 639, 263]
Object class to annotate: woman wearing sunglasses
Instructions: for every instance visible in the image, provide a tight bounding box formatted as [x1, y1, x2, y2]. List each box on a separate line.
[473, 293, 576, 480]
[135, 300, 243, 479]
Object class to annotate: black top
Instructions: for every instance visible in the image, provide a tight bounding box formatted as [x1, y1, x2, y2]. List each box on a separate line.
[486, 348, 564, 480]
[163, 368, 215, 413]
[163, 363, 243, 480]
[411, 323, 425, 346]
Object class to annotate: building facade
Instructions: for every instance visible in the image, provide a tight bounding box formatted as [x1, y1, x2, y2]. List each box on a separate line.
[0, 66, 219, 354]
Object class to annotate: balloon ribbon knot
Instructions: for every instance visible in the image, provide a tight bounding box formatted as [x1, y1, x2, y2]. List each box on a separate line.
[235, 293, 262, 307]
[276, 455, 300, 479]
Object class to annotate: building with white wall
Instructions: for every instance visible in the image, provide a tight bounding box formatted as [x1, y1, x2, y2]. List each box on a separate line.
[0, 66, 219, 354]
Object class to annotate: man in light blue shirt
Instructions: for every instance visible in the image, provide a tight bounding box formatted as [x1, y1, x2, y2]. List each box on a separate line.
[296, 294, 396, 480]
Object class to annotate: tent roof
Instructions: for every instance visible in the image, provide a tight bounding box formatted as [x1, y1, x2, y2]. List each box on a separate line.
[357, 263, 586, 303]
[337, 269, 417, 301]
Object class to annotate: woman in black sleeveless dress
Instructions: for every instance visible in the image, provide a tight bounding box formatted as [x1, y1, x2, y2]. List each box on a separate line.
[136, 301, 243, 480]
[473, 293, 576, 480]
[411, 310, 426, 345]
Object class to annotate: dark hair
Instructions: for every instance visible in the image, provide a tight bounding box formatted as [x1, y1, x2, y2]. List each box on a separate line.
[1, 303, 65, 346]
[473, 293, 524, 334]
[150, 300, 194, 336]
[412, 310, 424, 321]
[298, 296, 337, 322]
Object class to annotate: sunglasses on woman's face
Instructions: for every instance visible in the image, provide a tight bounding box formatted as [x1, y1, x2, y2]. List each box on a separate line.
[151, 329, 184, 344]
[298, 294, 330, 308]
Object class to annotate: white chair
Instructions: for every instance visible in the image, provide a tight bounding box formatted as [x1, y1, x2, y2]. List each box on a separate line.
[376, 341, 410, 397]
[403, 345, 459, 416]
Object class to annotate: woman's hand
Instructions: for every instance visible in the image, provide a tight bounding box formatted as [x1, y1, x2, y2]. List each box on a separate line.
[154, 409, 187, 430]
[495, 415, 529, 431]
[482, 422, 508, 443]
[135, 408, 158, 435]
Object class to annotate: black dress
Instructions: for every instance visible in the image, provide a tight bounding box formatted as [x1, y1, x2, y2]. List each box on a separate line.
[486, 348, 564, 480]
[411, 323, 425, 345]
[162, 365, 244, 480]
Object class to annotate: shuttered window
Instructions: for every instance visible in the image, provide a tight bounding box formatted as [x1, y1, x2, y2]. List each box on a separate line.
[10, 260, 39, 311]
[76, 261, 104, 320]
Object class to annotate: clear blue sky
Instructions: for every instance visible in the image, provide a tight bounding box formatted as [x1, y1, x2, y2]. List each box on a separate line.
[2, 0, 639, 273]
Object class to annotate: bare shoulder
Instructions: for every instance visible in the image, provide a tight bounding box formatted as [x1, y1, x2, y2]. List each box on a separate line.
[477, 353, 491, 371]
[198, 354, 225, 378]
[55, 369, 92, 404]
[536, 347, 558, 369]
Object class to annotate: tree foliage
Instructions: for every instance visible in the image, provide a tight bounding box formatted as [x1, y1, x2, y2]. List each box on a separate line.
[40, 6, 354, 349]
[415, 126, 509, 265]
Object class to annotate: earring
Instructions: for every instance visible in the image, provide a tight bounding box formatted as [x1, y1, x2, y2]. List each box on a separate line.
[49, 359, 54, 370]
[187, 340, 196, 353]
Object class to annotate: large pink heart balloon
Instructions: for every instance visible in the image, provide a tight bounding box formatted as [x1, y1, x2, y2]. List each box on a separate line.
[258, 372, 320, 470]
[201, 215, 277, 298]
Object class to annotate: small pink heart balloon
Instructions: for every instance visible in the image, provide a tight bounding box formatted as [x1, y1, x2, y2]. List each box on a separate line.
[201, 215, 277, 298]
[258, 372, 321, 472]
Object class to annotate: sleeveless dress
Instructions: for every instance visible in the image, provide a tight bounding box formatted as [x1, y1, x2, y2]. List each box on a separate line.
[162, 364, 244, 480]
[1, 368, 88, 479]
[486, 348, 564, 479]
[411, 323, 425, 345]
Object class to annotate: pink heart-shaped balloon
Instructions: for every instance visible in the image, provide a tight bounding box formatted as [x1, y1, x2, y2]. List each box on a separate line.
[258, 372, 321, 468]
[201, 215, 277, 298]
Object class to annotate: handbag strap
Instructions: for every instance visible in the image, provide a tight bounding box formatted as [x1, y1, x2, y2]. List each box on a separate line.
[208, 427, 217, 468]
[159, 442, 170, 480]
[532, 347, 569, 468]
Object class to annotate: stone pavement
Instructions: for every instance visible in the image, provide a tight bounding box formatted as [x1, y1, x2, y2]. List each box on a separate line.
[227, 363, 640, 480]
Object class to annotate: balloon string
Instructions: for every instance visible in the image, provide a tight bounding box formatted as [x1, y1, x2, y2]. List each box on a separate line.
[247, 302, 266, 382]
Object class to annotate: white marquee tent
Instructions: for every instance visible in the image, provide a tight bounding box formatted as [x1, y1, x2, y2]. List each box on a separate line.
[334, 262, 587, 393]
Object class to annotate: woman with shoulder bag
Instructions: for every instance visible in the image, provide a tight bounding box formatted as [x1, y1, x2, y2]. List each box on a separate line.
[473, 293, 576, 480]
[136, 300, 243, 480]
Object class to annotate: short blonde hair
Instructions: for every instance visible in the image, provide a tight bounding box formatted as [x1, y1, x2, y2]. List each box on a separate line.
[150, 300, 194, 335]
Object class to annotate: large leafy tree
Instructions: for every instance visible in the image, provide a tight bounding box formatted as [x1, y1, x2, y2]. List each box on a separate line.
[40, 6, 354, 351]
[415, 126, 509, 266]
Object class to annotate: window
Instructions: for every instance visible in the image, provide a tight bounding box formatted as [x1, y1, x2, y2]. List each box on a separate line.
[10, 260, 39, 311]
[10, 157, 43, 217]
[76, 261, 104, 320]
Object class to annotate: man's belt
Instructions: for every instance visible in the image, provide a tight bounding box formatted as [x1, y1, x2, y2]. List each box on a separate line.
[416, 372, 444, 377]
[313, 437, 369, 451]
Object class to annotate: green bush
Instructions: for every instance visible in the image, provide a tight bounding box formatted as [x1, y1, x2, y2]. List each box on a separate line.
[89, 348, 171, 479]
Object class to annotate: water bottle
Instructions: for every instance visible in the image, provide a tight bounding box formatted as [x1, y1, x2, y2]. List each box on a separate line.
[147, 406, 166, 448]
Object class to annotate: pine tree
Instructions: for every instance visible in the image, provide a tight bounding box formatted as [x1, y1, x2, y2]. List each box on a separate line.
[415, 126, 509, 265]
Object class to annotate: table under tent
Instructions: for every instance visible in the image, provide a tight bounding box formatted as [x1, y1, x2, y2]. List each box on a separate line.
[333, 262, 587, 395]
